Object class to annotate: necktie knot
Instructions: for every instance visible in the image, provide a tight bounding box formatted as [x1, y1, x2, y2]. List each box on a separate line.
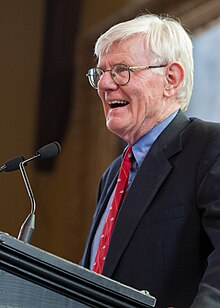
[124, 145, 133, 161]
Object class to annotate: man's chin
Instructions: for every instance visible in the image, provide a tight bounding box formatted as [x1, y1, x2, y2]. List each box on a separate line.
[106, 123, 127, 139]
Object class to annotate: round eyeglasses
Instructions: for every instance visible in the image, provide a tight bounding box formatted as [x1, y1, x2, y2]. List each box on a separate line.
[86, 64, 167, 89]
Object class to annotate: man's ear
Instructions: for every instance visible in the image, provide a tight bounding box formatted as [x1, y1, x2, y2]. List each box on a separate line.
[164, 62, 184, 97]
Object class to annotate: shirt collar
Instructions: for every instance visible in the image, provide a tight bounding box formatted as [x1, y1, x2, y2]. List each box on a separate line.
[131, 111, 178, 167]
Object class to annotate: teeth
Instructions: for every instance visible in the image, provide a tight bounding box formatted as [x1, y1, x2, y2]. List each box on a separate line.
[108, 100, 128, 105]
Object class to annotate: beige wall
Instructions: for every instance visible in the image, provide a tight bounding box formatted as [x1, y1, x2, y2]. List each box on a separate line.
[0, 0, 45, 239]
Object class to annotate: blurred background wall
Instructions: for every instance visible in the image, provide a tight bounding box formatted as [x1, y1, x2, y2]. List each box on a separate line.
[0, 0, 219, 264]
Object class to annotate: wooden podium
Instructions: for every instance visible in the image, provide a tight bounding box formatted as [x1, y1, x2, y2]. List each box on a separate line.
[0, 232, 156, 307]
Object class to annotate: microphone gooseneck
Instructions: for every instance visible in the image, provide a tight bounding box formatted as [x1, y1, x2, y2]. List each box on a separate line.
[17, 141, 61, 243]
[17, 157, 36, 243]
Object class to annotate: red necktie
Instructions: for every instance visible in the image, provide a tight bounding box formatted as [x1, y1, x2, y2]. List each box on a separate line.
[92, 146, 133, 274]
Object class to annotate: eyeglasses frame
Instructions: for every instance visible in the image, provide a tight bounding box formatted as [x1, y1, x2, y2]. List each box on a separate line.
[86, 64, 167, 89]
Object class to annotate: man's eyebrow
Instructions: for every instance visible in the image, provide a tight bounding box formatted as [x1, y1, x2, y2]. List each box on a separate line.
[97, 62, 129, 69]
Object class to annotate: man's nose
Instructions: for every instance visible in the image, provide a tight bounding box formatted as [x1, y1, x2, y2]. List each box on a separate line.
[98, 71, 118, 91]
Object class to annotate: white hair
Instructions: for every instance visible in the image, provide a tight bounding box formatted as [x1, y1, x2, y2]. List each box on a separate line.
[95, 14, 194, 110]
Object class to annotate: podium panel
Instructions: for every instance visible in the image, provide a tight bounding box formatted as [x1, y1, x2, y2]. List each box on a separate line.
[0, 232, 156, 307]
[0, 269, 86, 307]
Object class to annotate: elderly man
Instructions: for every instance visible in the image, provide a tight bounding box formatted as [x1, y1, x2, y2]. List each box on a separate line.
[81, 14, 220, 307]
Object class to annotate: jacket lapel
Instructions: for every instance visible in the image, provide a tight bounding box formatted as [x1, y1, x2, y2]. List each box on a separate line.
[80, 159, 121, 267]
[102, 111, 190, 276]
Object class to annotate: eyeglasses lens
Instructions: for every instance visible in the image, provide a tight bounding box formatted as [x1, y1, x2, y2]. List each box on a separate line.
[112, 65, 129, 86]
[87, 68, 101, 89]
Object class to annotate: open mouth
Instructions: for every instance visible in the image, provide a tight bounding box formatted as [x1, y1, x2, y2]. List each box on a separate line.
[108, 100, 129, 109]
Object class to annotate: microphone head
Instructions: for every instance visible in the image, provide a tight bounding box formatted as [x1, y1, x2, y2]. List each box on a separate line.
[0, 155, 26, 172]
[36, 141, 61, 160]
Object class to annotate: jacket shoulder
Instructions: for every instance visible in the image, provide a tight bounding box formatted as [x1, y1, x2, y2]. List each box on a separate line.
[188, 117, 220, 141]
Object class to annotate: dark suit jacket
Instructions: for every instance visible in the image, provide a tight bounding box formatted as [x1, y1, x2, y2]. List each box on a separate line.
[81, 111, 220, 307]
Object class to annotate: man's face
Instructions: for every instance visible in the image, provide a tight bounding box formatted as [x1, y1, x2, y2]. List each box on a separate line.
[97, 36, 174, 144]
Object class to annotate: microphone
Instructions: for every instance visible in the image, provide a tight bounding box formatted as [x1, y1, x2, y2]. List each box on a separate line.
[16, 141, 61, 243]
[0, 155, 26, 172]
[0, 140, 61, 173]
[36, 141, 61, 159]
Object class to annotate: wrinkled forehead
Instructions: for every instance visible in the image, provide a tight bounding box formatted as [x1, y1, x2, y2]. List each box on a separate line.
[97, 36, 153, 66]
